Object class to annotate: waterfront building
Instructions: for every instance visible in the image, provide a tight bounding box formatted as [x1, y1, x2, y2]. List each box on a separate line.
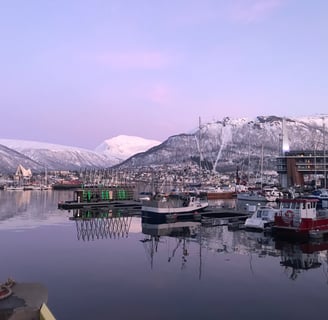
[277, 150, 327, 188]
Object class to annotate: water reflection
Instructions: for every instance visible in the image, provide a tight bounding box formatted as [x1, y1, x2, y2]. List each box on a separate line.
[138, 212, 328, 281]
[276, 240, 328, 281]
[0, 190, 71, 229]
[141, 215, 202, 276]
[70, 208, 133, 241]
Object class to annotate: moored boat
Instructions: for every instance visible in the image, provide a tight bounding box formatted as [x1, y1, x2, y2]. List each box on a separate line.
[141, 192, 209, 215]
[201, 186, 236, 200]
[0, 278, 56, 319]
[272, 198, 328, 239]
[244, 206, 279, 231]
[237, 190, 268, 202]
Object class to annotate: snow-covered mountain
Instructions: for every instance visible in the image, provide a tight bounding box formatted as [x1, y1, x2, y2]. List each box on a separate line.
[0, 143, 43, 173]
[117, 115, 328, 174]
[0, 115, 327, 174]
[0, 139, 113, 172]
[0, 136, 162, 173]
[95, 135, 161, 164]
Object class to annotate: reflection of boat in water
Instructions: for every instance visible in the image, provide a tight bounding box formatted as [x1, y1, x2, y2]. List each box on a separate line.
[141, 192, 208, 215]
[141, 216, 202, 274]
[142, 220, 201, 237]
[244, 206, 279, 231]
[275, 239, 328, 280]
[0, 278, 56, 319]
[70, 208, 133, 241]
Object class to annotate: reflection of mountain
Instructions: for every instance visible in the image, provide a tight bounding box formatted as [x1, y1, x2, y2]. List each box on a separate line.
[276, 240, 328, 280]
[70, 208, 134, 241]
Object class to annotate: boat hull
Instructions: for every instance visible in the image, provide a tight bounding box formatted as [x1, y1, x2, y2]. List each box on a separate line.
[141, 203, 208, 214]
[237, 193, 267, 202]
[206, 192, 235, 200]
[272, 216, 328, 239]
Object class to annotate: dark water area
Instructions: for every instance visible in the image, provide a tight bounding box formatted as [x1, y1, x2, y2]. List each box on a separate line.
[1, 190, 328, 320]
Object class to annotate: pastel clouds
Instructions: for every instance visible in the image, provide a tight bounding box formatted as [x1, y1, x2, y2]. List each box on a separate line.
[93, 50, 174, 70]
[147, 84, 172, 105]
[229, 0, 285, 23]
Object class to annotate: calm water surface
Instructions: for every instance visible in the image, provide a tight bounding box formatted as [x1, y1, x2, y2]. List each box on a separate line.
[1, 190, 328, 320]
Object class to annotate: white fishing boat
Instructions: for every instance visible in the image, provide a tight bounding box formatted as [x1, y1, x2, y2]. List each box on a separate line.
[237, 190, 268, 202]
[237, 187, 282, 202]
[141, 192, 208, 214]
[244, 206, 279, 231]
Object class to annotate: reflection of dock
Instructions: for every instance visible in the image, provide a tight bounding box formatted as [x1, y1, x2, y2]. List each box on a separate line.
[70, 208, 133, 241]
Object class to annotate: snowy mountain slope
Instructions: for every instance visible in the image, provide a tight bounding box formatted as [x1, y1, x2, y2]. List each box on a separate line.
[0, 139, 113, 171]
[95, 135, 161, 164]
[0, 115, 327, 174]
[118, 115, 328, 173]
[0, 135, 162, 172]
[0, 143, 43, 173]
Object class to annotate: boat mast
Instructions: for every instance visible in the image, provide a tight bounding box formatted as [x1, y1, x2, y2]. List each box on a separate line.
[323, 116, 327, 189]
[248, 122, 251, 184]
[260, 144, 264, 190]
[199, 116, 202, 185]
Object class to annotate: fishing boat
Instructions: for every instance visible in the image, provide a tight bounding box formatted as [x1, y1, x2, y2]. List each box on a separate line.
[272, 198, 328, 239]
[244, 206, 279, 231]
[141, 192, 208, 215]
[201, 186, 236, 200]
[237, 187, 282, 202]
[0, 278, 56, 319]
[237, 190, 268, 202]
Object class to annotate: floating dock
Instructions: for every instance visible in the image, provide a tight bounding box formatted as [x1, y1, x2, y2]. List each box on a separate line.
[58, 185, 136, 209]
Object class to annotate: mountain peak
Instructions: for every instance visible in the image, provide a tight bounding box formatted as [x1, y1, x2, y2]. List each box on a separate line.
[95, 135, 161, 163]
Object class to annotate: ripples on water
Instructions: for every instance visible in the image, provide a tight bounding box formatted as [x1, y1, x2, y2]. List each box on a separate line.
[0, 191, 328, 320]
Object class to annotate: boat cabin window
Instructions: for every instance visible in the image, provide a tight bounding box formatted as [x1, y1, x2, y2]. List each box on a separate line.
[257, 210, 263, 218]
[281, 202, 290, 209]
[291, 202, 300, 209]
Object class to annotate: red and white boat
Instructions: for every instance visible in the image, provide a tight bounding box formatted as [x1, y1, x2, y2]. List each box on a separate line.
[272, 198, 328, 239]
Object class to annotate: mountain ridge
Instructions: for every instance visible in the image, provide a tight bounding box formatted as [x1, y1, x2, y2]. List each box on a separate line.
[0, 114, 327, 174]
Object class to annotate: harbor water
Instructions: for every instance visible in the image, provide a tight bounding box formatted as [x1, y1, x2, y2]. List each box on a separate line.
[0, 190, 328, 320]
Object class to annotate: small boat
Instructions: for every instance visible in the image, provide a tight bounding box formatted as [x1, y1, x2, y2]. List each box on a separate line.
[141, 192, 209, 215]
[201, 186, 236, 200]
[237, 190, 268, 202]
[244, 206, 279, 231]
[0, 278, 56, 319]
[237, 188, 282, 202]
[272, 198, 328, 239]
